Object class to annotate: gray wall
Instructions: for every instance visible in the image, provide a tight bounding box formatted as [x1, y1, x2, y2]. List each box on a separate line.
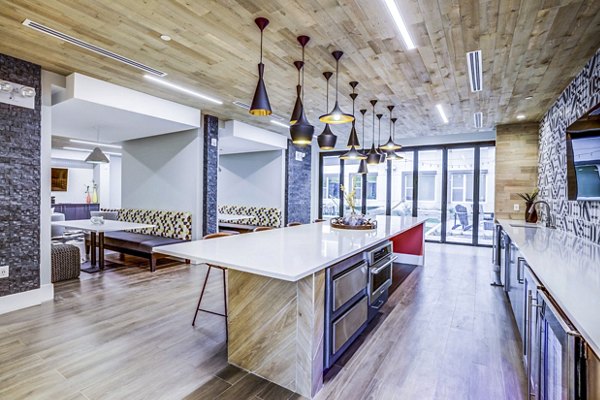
[121, 129, 203, 239]
[538, 48, 600, 243]
[218, 150, 285, 209]
[0, 54, 41, 297]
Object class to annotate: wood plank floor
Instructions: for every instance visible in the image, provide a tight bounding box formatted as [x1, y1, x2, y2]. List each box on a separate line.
[0, 244, 526, 399]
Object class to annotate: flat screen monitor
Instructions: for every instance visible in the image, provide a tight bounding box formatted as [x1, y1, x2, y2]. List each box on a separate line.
[566, 104, 600, 201]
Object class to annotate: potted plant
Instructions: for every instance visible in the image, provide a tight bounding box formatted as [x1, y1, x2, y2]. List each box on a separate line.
[517, 189, 539, 223]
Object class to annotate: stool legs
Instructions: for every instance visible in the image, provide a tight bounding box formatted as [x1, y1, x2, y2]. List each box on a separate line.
[192, 265, 228, 341]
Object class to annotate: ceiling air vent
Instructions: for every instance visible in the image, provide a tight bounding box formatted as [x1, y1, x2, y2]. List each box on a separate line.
[474, 112, 483, 129]
[466, 50, 483, 92]
[232, 101, 251, 110]
[22, 19, 167, 77]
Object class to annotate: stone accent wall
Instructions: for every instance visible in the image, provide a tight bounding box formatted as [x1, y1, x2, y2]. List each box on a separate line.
[202, 114, 219, 236]
[0, 53, 42, 297]
[494, 123, 539, 220]
[538, 48, 600, 244]
[285, 141, 312, 225]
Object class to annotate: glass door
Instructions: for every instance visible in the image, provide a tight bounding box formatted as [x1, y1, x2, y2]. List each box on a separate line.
[478, 146, 496, 245]
[365, 162, 387, 217]
[390, 151, 414, 216]
[417, 150, 443, 242]
[343, 160, 363, 216]
[321, 156, 342, 218]
[446, 148, 475, 244]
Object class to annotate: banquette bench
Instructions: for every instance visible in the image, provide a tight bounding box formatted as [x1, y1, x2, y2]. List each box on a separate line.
[218, 205, 282, 232]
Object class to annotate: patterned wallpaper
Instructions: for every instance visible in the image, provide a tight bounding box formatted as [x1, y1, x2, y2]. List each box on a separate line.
[0, 53, 41, 296]
[538, 48, 600, 244]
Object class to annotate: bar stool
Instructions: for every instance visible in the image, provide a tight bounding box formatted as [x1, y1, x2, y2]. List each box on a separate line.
[287, 222, 302, 227]
[192, 232, 232, 340]
[253, 226, 274, 232]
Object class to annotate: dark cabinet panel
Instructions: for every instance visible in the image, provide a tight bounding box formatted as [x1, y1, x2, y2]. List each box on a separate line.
[53, 203, 100, 220]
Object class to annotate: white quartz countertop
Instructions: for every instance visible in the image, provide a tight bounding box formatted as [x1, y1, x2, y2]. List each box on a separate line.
[154, 216, 426, 281]
[498, 219, 600, 356]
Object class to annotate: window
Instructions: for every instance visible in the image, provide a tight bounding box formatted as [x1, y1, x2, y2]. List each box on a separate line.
[366, 173, 377, 200]
[450, 172, 474, 202]
[324, 174, 339, 199]
[402, 172, 413, 201]
[418, 172, 436, 201]
[479, 172, 487, 202]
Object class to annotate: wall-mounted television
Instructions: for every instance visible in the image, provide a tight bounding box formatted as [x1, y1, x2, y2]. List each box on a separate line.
[566, 104, 600, 201]
[51, 168, 69, 191]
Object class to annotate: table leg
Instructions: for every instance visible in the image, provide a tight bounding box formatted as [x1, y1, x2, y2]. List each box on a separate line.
[99, 232, 105, 270]
[90, 232, 97, 266]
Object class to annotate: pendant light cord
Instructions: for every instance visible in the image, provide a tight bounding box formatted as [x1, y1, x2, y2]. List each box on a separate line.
[301, 46, 305, 102]
[260, 30, 263, 63]
[362, 113, 365, 151]
[372, 106, 375, 146]
[335, 59, 339, 103]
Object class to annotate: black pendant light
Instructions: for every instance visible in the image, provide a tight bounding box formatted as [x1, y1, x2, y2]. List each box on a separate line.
[249, 17, 272, 116]
[347, 81, 360, 147]
[376, 113, 386, 163]
[317, 71, 337, 150]
[386, 116, 404, 161]
[289, 60, 304, 125]
[339, 89, 365, 160]
[380, 105, 401, 151]
[290, 35, 314, 145]
[357, 108, 368, 174]
[366, 100, 380, 165]
[319, 51, 354, 124]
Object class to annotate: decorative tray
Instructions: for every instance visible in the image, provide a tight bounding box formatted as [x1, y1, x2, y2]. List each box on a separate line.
[330, 217, 377, 230]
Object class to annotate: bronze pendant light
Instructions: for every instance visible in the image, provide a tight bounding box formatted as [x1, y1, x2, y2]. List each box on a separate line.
[386, 117, 404, 161]
[289, 60, 304, 125]
[339, 84, 365, 160]
[290, 35, 314, 145]
[380, 105, 401, 151]
[366, 100, 380, 165]
[377, 113, 386, 163]
[357, 108, 368, 174]
[346, 81, 360, 147]
[319, 51, 354, 124]
[317, 71, 337, 150]
[249, 17, 272, 116]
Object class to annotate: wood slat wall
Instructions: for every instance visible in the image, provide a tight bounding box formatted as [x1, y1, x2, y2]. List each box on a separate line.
[0, 0, 599, 146]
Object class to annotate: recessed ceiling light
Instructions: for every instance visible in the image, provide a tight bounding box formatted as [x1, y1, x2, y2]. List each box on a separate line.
[525, 96, 533, 100]
[271, 120, 289, 128]
[436, 104, 449, 124]
[517, 114, 526, 120]
[69, 139, 122, 149]
[382, 0, 416, 50]
[160, 34, 172, 41]
[144, 75, 223, 105]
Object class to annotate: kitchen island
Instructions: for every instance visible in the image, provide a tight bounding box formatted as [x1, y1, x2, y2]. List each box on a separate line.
[154, 216, 426, 398]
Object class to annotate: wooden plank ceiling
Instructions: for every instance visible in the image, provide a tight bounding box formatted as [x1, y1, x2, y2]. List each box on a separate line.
[0, 0, 599, 145]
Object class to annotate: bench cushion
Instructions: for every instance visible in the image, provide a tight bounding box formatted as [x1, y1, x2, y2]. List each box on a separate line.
[103, 232, 184, 253]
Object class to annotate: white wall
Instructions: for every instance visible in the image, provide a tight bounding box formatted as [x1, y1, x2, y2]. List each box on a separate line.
[121, 129, 203, 239]
[218, 150, 285, 209]
[109, 155, 122, 208]
[51, 166, 94, 204]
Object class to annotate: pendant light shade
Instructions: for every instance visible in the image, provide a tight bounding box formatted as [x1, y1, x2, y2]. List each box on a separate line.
[346, 82, 359, 148]
[317, 71, 337, 150]
[386, 117, 403, 161]
[85, 147, 109, 164]
[380, 105, 401, 151]
[250, 17, 272, 116]
[289, 61, 304, 125]
[366, 100, 380, 165]
[319, 51, 354, 124]
[339, 145, 367, 160]
[357, 108, 368, 174]
[290, 35, 314, 146]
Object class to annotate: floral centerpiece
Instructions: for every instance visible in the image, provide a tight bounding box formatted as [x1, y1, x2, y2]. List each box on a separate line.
[330, 184, 377, 230]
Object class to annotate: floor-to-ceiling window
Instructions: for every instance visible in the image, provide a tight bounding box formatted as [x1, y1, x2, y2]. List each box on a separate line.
[318, 142, 495, 246]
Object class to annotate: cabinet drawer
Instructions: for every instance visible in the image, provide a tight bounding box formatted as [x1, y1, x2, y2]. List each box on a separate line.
[332, 262, 368, 312]
[333, 296, 368, 353]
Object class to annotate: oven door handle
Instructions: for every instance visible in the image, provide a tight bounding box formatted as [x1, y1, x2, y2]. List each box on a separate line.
[370, 256, 397, 275]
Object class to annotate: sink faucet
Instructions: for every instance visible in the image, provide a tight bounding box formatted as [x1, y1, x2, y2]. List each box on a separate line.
[528, 200, 556, 228]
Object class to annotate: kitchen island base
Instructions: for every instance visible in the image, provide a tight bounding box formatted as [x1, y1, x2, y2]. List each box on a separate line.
[228, 269, 325, 398]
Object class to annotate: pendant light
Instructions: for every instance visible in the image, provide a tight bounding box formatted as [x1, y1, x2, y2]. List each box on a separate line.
[366, 100, 380, 165]
[289, 35, 314, 145]
[317, 71, 337, 150]
[346, 81, 360, 147]
[376, 113, 386, 163]
[357, 108, 368, 174]
[319, 51, 354, 124]
[249, 17, 272, 116]
[85, 127, 110, 164]
[386, 117, 404, 161]
[380, 105, 401, 151]
[339, 85, 365, 160]
[289, 60, 304, 125]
